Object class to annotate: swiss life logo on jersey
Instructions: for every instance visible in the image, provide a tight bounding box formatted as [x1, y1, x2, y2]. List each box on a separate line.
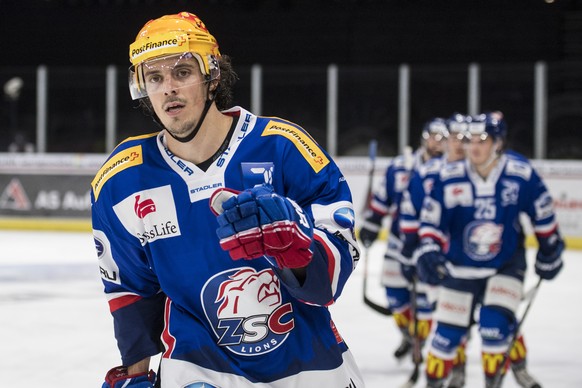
[134, 195, 156, 218]
[113, 185, 181, 245]
[444, 182, 473, 208]
[201, 267, 294, 356]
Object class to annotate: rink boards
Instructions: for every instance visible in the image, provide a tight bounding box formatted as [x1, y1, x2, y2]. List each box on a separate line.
[1, 153, 582, 249]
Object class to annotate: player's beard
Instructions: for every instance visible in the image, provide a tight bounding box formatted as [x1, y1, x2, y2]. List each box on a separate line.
[427, 145, 444, 159]
[159, 92, 209, 142]
[165, 118, 199, 140]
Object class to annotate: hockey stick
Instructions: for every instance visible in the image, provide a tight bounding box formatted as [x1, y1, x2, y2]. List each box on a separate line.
[361, 139, 393, 316]
[489, 277, 543, 388]
[522, 281, 541, 302]
[362, 246, 393, 315]
[400, 276, 422, 388]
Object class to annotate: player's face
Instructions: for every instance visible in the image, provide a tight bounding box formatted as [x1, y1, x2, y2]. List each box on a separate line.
[425, 133, 445, 158]
[145, 54, 208, 139]
[467, 134, 495, 166]
[446, 131, 466, 162]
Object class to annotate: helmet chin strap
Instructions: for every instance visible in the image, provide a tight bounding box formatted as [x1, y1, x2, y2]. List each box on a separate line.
[166, 82, 217, 144]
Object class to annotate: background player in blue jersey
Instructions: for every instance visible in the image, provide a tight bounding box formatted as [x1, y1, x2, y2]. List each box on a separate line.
[413, 112, 564, 388]
[93, 11, 363, 388]
[400, 113, 470, 264]
[359, 118, 446, 361]
[398, 113, 471, 380]
[401, 113, 542, 388]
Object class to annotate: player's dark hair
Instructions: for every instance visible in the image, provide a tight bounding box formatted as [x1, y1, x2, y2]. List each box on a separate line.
[214, 55, 238, 110]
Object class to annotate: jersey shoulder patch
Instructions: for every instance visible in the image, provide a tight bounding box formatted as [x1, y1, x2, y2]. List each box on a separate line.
[392, 155, 407, 169]
[260, 118, 329, 173]
[505, 158, 532, 180]
[420, 157, 444, 177]
[92, 134, 156, 201]
[440, 160, 465, 181]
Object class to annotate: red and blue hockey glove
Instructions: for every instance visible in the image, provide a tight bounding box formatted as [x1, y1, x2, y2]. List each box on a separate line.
[535, 238, 564, 280]
[415, 242, 449, 285]
[102, 366, 156, 388]
[210, 185, 314, 268]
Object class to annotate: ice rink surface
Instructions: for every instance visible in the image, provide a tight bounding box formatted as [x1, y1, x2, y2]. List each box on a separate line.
[1, 230, 581, 387]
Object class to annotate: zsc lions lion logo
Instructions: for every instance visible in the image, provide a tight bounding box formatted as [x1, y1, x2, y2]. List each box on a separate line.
[463, 221, 503, 261]
[201, 267, 294, 356]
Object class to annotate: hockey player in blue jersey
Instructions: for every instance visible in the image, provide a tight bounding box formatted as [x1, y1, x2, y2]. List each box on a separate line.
[359, 118, 446, 361]
[474, 112, 544, 388]
[92, 11, 363, 388]
[413, 112, 564, 388]
[400, 113, 469, 263]
[401, 113, 543, 388]
[397, 114, 470, 371]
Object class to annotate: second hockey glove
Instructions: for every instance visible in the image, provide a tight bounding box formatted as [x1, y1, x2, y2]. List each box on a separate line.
[211, 185, 314, 269]
[359, 210, 383, 248]
[400, 247, 416, 282]
[102, 366, 155, 388]
[535, 238, 565, 280]
[415, 242, 449, 285]
[401, 264, 416, 283]
[359, 226, 379, 248]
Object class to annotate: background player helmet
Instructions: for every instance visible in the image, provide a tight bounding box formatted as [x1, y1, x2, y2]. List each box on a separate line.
[421, 117, 448, 141]
[128, 11, 221, 100]
[467, 111, 507, 141]
[446, 113, 470, 140]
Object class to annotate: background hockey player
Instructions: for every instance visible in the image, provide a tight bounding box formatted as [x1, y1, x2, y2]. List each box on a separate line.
[413, 112, 565, 388]
[479, 112, 545, 388]
[398, 113, 471, 384]
[400, 113, 470, 265]
[359, 118, 446, 361]
[401, 113, 542, 388]
[92, 11, 364, 388]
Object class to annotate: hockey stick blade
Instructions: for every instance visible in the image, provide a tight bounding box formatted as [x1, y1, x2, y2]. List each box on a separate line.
[363, 292, 393, 315]
[400, 365, 420, 388]
[362, 245, 392, 316]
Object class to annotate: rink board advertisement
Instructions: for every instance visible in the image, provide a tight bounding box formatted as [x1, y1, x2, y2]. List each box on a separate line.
[1, 154, 582, 247]
[0, 154, 102, 229]
[0, 174, 91, 218]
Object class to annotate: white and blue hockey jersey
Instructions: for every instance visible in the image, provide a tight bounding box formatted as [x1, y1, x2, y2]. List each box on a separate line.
[399, 156, 444, 256]
[365, 149, 427, 258]
[418, 153, 560, 275]
[91, 107, 363, 387]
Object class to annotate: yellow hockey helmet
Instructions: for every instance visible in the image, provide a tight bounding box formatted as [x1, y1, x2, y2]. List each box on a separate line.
[128, 12, 221, 100]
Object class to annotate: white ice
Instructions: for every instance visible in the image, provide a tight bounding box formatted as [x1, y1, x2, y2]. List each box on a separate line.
[1, 230, 581, 387]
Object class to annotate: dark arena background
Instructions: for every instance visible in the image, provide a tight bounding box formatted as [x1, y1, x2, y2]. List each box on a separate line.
[1, 0, 581, 157]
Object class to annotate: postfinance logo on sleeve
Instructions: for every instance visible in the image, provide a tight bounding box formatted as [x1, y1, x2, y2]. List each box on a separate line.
[261, 120, 329, 173]
[92, 145, 143, 200]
